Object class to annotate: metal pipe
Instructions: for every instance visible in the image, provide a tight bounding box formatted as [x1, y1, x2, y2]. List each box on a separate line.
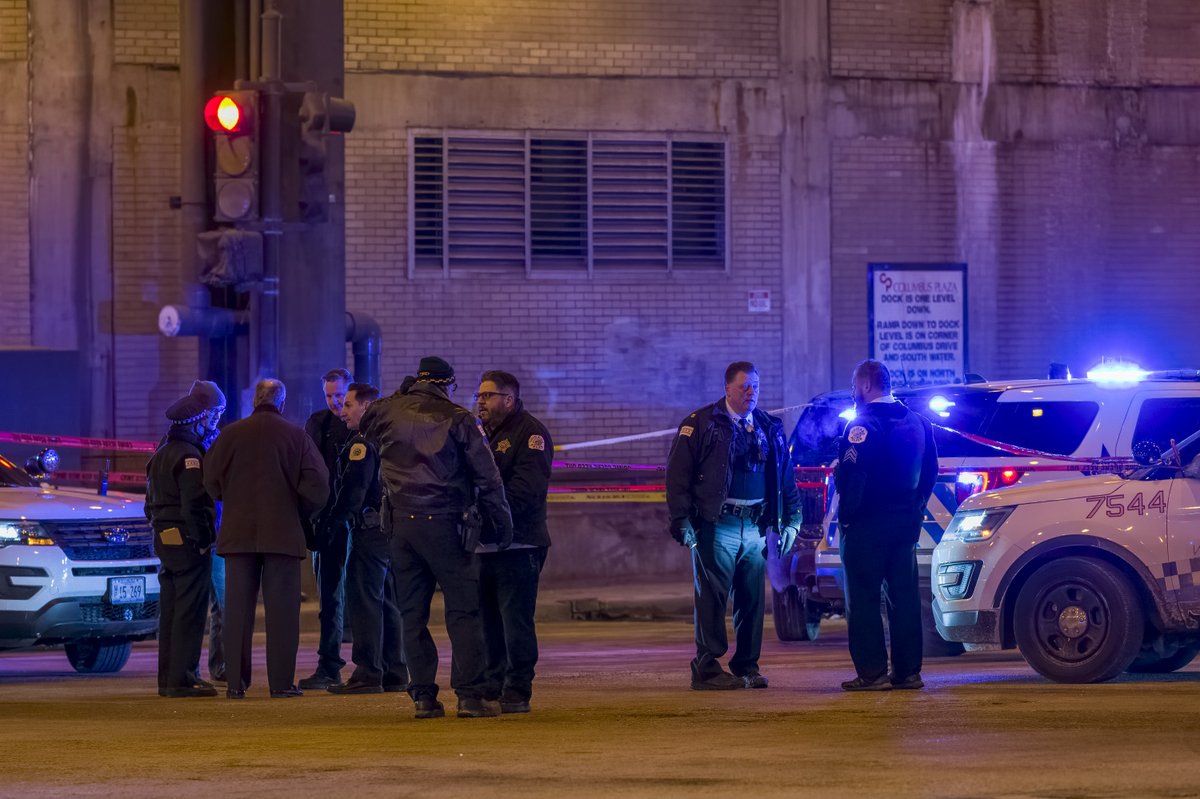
[261, 3, 281, 81]
[249, 0, 261, 81]
[234, 0, 248, 81]
[255, 3, 283, 378]
[345, 311, 383, 388]
[179, 0, 208, 310]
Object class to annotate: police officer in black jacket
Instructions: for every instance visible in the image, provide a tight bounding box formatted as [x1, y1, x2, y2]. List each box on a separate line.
[326, 382, 409, 695]
[360, 356, 514, 720]
[835, 359, 938, 691]
[145, 381, 225, 698]
[300, 368, 354, 690]
[474, 370, 553, 714]
[666, 361, 802, 691]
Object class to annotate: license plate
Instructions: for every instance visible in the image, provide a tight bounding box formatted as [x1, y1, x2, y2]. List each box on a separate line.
[108, 577, 145, 605]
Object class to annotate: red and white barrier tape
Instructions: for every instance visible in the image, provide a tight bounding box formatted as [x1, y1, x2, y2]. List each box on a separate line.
[0, 431, 157, 454]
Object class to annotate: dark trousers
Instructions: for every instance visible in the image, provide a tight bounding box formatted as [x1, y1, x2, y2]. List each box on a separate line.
[157, 549, 212, 691]
[345, 525, 407, 687]
[691, 515, 765, 680]
[390, 513, 487, 702]
[223, 553, 302, 693]
[840, 524, 923, 681]
[480, 546, 547, 702]
[312, 524, 350, 677]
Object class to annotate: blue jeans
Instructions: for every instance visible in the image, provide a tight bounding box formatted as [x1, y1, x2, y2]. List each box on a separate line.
[312, 524, 351, 677]
[207, 552, 226, 680]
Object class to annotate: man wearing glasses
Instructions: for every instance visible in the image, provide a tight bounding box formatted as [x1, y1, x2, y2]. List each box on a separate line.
[474, 371, 553, 714]
[666, 362, 803, 691]
[360, 356, 514, 719]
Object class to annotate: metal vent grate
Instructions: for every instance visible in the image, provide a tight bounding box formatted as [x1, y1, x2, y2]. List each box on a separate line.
[671, 141, 726, 268]
[591, 139, 669, 270]
[446, 135, 527, 271]
[412, 136, 445, 270]
[530, 138, 588, 269]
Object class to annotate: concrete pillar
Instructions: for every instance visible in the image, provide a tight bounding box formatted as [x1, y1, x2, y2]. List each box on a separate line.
[779, 0, 833, 402]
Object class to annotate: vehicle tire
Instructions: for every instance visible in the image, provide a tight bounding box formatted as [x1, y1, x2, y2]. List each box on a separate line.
[771, 585, 820, 642]
[920, 593, 965, 658]
[65, 639, 133, 674]
[1127, 642, 1200, 674]
[1013, 557, 1144, 683]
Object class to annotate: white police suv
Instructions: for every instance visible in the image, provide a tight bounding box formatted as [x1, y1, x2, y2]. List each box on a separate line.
[777, 365, 1200, 655]
[0, 450, 158, 673]
[933, 426, 1200, 682]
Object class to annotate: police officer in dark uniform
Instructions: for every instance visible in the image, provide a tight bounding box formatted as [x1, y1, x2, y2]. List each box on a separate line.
[145, 381, 225, 698]
[835, 359, 938, 691]
[326, 382, 409, 695]
[666, 361, 802, 691]
[360, 356, 514, 720]
[474, 370, 553, 714]
[301, 368, 354, 690]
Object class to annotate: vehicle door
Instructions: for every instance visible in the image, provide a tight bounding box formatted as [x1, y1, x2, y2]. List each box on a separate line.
[1165, 446, 1200, 620]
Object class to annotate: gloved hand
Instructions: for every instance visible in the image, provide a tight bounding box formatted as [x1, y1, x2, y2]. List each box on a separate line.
[778, 512, 803, 557]
[497, 524, 514, 552]
[670, 517, 697, 548]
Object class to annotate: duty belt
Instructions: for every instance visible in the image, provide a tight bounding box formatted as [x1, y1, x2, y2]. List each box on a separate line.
[721, 501, 764, 521]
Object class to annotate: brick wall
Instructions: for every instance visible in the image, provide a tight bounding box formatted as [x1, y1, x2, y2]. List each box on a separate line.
[0, 0, 26, 61]
[0, 0, 28, 345]
[345, 0, 778, 78]
[111, 124, 197, 441]
[114, 0, 178, 66]
[345, 130, 786, 462]
[830, 0, 952, 81]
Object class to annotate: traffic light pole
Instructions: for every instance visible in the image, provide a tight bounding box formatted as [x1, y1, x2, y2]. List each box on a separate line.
[253, 6, 282, 381]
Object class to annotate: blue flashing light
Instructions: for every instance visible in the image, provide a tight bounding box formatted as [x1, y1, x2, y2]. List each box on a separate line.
[1086, 361, 1148, 383]
[929, 395, 955, 418]
[838, 408, 856, 421]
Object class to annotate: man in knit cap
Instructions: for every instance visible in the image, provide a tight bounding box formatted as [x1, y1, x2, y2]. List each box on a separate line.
[145, 380, 226, 698]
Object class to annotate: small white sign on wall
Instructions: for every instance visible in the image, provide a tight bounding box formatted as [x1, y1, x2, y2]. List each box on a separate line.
[748, 290, 771, 313]
[869, 263, 968, 387]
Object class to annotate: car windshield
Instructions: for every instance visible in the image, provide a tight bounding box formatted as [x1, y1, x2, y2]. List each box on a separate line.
[0, 454, 39, 488]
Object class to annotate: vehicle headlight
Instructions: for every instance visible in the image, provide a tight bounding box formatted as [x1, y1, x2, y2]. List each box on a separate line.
[0, 521, 52, 547]
[943, 506, 1015, 543]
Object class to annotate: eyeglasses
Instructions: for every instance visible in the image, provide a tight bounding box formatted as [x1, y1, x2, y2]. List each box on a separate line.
[473, 391, 512, 402]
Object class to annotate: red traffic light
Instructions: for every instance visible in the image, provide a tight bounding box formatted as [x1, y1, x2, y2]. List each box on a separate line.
[204, 94, 253, 134]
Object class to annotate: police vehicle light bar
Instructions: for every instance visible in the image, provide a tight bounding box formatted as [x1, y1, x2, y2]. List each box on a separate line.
[1086, 361, 1148, 383]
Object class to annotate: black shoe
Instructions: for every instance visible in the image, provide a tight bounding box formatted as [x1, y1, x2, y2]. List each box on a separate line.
[841, 674, 892, 692]
[298, 672, 340, 690]
[690, 672, 742, 691]
[270, 685, 304, 698]
[210, 671, 227, 685]
[890, 673, 924, 690]
[414, 697, 445, 719]
[226, 689, 246, 700]
[328, 680, 384, 695]
[739, 671, 769, 689]
[161, 684, 219, 698]
[500, 699, 531, 714]
[457, 697, 502, 718]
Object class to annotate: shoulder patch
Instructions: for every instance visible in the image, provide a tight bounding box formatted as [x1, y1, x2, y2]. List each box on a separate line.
[184, 457, 201, 470]
[679, 425, 695, 438]
[528, 434, 546, 451]
[348, 443, 368, 462]
[847, 426, 868, 444]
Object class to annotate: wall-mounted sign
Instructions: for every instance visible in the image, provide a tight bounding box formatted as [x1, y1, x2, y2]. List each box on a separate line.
[748, 290, 771, 313]
[868, 263, 967, 387]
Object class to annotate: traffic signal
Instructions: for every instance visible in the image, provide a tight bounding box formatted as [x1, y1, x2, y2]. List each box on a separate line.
[204, 91, 260, 223]
[297, 92, 356, 222]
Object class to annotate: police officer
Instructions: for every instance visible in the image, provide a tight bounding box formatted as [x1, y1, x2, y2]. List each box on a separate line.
[835, 359, 938, 691]
[360, 356, 514, 719]
[301, 367, 354, 690]
[474, 370, 553, 714]
[666, 361, 802, 691]
[326, 382, 409, 695]
[145, 380, 225, 698]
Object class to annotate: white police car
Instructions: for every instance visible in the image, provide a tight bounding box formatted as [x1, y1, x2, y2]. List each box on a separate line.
[777, 365, 1200, 654]
[0, 450, 159, 673]
[932, 426, 1200, 682]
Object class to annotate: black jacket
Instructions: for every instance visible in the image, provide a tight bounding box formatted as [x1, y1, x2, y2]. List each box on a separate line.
[144, 426, 216, 552]
[834, 400, 938, 535]
[204, 405, 331, 558]
[324, 432, 383, 532]
[360, 383, 514, 539]
[481, 401, 553, 548]
[666, 399, 801, 528]
[305, 408, 352, 497]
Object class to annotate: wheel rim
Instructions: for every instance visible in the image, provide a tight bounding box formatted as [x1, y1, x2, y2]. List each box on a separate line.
[1032, 581, 1109, 663]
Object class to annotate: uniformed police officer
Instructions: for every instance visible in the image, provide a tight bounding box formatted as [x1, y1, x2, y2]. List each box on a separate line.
[835, 359, 938, 691]
[666, 361, 803, 690]
[474, 370, 553, 714]
[360, 356, 514, 719]
[301, 368, 354, 690]
[326, 382, 409, 695]
[145, 380, 225, 698]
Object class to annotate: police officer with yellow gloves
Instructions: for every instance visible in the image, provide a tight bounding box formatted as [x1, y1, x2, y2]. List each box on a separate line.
[326, 383, 409, 695]
[835, 359, 938, 691]
[145, 381, 225, 698]
[666, 361, 802, 691]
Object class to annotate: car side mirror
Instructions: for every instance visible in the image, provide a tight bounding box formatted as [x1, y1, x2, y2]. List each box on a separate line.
[1132, 440, 1162, 466]
[23, 448, 59, 478]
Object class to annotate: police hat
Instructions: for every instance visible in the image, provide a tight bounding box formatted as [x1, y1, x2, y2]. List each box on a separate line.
[165, 380, 227, 424]
[416, 356, 455, 385]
